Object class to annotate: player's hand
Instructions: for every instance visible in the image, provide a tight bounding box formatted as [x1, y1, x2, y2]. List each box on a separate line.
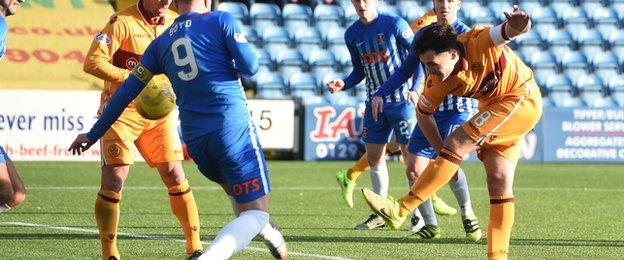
[503, 5, 531, 36]
[407, 91, 419, 105]
[371, 96, 384, 122]
[68, 134, 95, 155]
[327, 79, 345, 94]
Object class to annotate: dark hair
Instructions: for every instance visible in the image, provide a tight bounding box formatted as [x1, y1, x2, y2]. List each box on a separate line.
[413, 23, 459, 55]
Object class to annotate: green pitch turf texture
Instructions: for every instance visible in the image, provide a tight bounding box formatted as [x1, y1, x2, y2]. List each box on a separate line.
[1, 161, 623, 259]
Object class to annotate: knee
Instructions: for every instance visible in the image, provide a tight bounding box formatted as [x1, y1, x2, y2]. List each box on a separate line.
[9, 190, 26, 207]
[486, 171, 506, 186]
[405, 167, 420, 183]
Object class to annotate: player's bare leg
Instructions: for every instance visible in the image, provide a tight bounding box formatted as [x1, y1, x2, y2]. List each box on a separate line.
[482, 149, 516, 260]
[202, 188, 287, 260]
[96, 164, 130, 260]
[0, 159, 26, 212]
[156, 161, 202, 257]
[405, 153, 440, 239]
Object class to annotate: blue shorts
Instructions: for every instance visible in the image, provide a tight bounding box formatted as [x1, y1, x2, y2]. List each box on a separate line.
[185, 122, 270, 203]
[408, 111, 471, 159]
[0, 146, 8, 163]
[362, 101, 416, 144]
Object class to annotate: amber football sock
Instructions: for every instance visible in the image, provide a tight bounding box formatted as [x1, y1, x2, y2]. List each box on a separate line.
[348, 154, 370, 181]
[398, 148, 462, 217]
[488, 195, 515, 260]
[168, 180, 202, 253]
[95, 190, 121, 260]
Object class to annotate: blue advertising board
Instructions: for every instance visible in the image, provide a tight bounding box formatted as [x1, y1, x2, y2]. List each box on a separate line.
[303, 102, 366, 161]
[541, 108, 624, 162]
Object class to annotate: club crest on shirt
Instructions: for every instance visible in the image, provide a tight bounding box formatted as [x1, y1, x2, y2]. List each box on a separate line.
[376, 33, 385, 44]
[95, 32, 112, 45]
[471, 62, 484, 73]
[233, 33, 248, 43]
[126, 57, 138, 69]
[426, 78, 434, 88]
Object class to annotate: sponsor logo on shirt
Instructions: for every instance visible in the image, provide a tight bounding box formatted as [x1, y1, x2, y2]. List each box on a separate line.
[95, 32, 112, 45]
[471, 62, 484, 73]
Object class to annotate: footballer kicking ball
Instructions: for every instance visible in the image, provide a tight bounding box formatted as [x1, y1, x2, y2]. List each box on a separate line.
[134, 75, 176, 120]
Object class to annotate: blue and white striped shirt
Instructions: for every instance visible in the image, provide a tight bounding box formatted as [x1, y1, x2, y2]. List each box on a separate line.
[342, 13, 414, 103]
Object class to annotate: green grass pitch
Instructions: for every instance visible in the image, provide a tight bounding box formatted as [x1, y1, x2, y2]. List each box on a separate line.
[1, 161, 623, 259]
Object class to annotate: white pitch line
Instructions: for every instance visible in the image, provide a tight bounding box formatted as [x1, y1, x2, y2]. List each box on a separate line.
[24, 186, 624, 192]
[2, 221, 352, 260]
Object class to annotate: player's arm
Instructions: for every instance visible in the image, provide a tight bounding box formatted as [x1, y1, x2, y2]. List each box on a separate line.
[340, 38, 366, 91]
[221, 12, 258, 78]
[69, 45, 161, 154]
[83, 15, 131, 83]
[489, 5, 531, 46]
[415, 83, 447, 152]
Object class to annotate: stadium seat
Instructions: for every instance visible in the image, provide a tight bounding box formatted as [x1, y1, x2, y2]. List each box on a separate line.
[545, 74, 575, 93]
[580, 92, 617, 108]
[398, 1, 425, 22]
[528, 51, 559, 74]
[275, 49, 306, 76]
[606, 30, 624, 49]
[488, 1, 514, 23]
[218, 2, 249, 24]
[576, 75, 616, 107]
[541, 96, 555, 107]
[586, 6, 619, 26]
[293, 27, 324, 58]
[307, 49, 337, 78]
[252, 47, 274, 71]
[606, 74, 624, 93]
[559, 51, 590, 80]
[250, 3, 281, 27]
[576, 74, 606, 93]
[595, 24, 618, 38]
[612, 46, 624, 68]
[261, 27, 291, 55]
[333, 46, 352, 72]
[288, 73, 318, 98]
[574, 29, 605, 52]
[314, 4, 344, 33]
[240, 26, 259, 45]
[544, 29, 575, 53]
[464, 6, 496, 26]
[549, 91, 585, 107]
[559, 7, 589, 26]
[354, 84, 368, 102]
[514, 30, 542, 48]
[325, 90, 359, 105]
[255, 71, 286, 99]
[530, 6, 558, 25]
[344, 4, 359, 25]
[378, 2, 400, 17]
[282, 4, 312, 31]
[590, 52, 620, 79]
[325, 27, 346, 49]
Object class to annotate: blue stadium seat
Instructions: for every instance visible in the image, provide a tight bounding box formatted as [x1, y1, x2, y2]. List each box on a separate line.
[255, 71, 286, 99]
[612, 46, 624, 67]
[559, 51, 590, 79]
[293, 27, 323, 57]
[332, 45, 352, 72]
[576, 75, 606, 93]
[606, 74, 624, 93]
[586, 6, 619, 26]
[614, 3, 624, 25]
[307, 49, 337, 78]
[218, 2, 249, 24]
[580, 92, 617, 108]
[541, 96, 555, 107]
[514, 30, 542, 48]
[378, 2, 400, 17]
[344, 4, 359, 25]
[488, 2, 514, 23]
[240, 26, 259, 45]
[288, 73, 318, 98]
[590, 52, 620, 79]
[606, 30, 624, 49]
[275, 49, 306, 76]
[261, 27, 291, 54]
[544, 29, 575, 53]
[314, 4, 344, 33]
[325, 90, 359, 105]
[528, 51, 559, 74]
[464, 6, 496, 26]
[250, 3, 281, 27]
[325, 27, 346, 49]
[576, 75, 615, 107]
[282, 4, 312, 31]
[549, 92, 585, 107]
[559, 7, 589, 26]
[252, 47, 274, 72]
[530, 6, 558, 25]
[574, 29, 604, 52]
[398, 1, 425, 22]
[545, 74, 575, 93]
